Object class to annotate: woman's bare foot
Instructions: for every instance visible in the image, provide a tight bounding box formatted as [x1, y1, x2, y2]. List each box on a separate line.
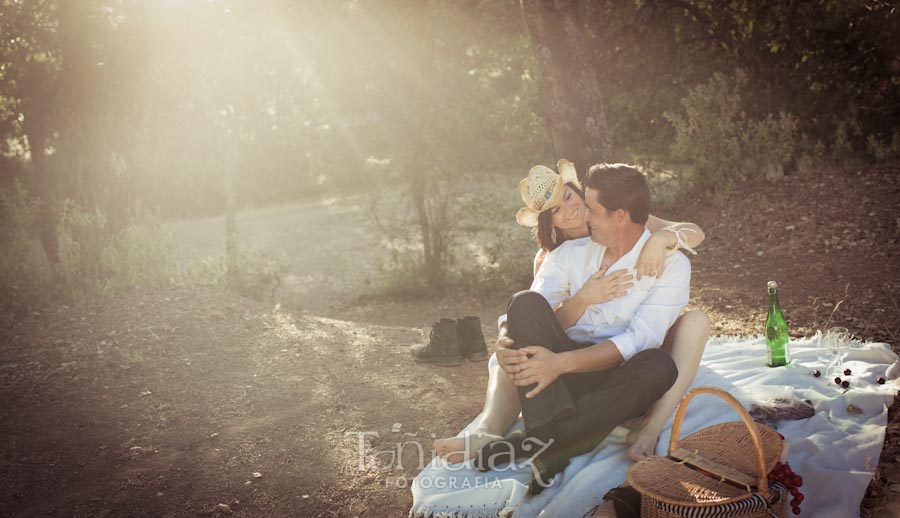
[433, 430, 502, 464]
[625, 425, 661, 462]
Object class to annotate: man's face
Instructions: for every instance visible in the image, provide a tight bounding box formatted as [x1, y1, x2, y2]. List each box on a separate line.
[585, 187, 616, 245]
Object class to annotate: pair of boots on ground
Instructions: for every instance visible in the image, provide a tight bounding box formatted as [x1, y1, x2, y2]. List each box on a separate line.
[412, 316, 488, 366]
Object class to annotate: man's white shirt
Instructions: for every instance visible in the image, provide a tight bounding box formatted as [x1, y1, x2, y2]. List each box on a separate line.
[530, 229, 691, 361]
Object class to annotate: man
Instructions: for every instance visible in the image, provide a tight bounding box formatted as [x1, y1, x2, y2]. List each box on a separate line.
[489, 163, 689, 493]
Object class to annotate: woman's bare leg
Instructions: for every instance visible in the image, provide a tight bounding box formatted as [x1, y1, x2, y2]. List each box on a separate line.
[627, 310, 710, 462]
[433, 353, 522, 463]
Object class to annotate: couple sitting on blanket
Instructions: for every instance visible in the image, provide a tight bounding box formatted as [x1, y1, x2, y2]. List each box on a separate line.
[432, 161, 710, 494]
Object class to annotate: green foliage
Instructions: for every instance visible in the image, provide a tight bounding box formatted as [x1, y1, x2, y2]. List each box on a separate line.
[55, 200, 109, 299]
[451, 187, 535, 296]
[365, 172, 461, 295]
[452, 222, 533, 298]
[0, 183, 182, 306]
[742, 112, 799, 174]
[373, 248, 429, 297]
[831, 118, 859, 161]
[99, 210, 176, 293]
[588, 0, 899, 168]
[182, 241, 287, 301]
[865, 133, 900, 162]
[0, 181, 52, 307]
[225, 241, 288, 300]
[56, 201, 183, 300]
[665, 70, 798, 190]
[0, 181, 283, 308]
[183, 257, 229, 288]
[0, 0, 549, 220]
[368, 175, 534, 297]
[1, 0, 894, 226]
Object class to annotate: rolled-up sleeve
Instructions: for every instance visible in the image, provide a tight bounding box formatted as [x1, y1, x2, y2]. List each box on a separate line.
[529, 249, 571, 310]
[608, 253, 691, 361]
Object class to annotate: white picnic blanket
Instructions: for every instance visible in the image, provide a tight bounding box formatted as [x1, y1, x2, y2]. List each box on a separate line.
[409, 335, 900, 518]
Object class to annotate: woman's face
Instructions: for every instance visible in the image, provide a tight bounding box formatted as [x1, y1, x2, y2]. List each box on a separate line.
[550, 184, 588, 231]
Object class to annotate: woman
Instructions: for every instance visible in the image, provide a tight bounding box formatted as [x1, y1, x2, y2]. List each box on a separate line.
[433, 159, 710, 464]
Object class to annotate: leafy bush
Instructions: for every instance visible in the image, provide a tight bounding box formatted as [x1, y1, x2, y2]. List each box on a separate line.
[452, 208, 534, 298]
[665, 70, 799, 191]
[467, 200, 534, 296]
[1, 181, 287, 307]
[831, 119, 858, 161]
[183, 240, 287, 300]
[55, 199, 109, 299]
[742, 112, 799, 175]
[0, 186, 183, 305]
[0, 181, 53, 307]
[225, 240, 288, 300]
[865, 133, 900, 161]
[56, 201, 185, 300]
[364, 171, 463, 295]
[184, 256, 229, 287]
[99, 209, 177, 293]
[373, 248, 429, 297]
[366, 176, 536, 298]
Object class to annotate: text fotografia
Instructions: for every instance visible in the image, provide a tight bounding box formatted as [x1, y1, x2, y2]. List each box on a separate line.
[386, 475, 505, 490]
[344, 430, 554, 474]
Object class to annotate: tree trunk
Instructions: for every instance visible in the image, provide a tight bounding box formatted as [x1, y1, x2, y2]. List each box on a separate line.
[56, 0, 94, 204]
[520, 0, 611, 173]
[224, 140, 239, 283]
[21, 94, 58, 264]
[407, 1, 445, 290]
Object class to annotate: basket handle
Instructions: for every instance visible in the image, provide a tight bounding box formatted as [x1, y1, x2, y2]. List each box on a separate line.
[667, 386, 770, 498]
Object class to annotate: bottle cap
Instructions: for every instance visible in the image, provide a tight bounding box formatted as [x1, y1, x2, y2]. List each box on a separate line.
[767, 281, 778, 289]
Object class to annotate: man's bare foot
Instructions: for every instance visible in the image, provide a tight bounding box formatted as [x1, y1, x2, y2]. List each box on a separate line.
[626, 426, 661, 462]
[591, 500, 617, 518]
[433, 431, 502, 464]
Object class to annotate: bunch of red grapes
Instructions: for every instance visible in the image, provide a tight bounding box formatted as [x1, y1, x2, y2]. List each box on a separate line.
[769, 461, 804, 515]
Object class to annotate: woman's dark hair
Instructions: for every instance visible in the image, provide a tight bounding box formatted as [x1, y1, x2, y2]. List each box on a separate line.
[534, 182, 584, 252]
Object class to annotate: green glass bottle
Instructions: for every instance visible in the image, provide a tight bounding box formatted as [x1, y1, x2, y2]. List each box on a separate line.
[765, 281, 790, 367]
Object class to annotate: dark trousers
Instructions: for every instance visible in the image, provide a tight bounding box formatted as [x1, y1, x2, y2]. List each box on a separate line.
[506, 290, 678, 461]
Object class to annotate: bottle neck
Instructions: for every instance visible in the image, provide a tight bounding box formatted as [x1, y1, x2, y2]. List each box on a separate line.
[768, 289, 781, 312]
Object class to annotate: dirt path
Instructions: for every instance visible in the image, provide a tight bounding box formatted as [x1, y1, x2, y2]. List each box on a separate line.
[0, 285, 501, 517]
[2, 162, 899, 517]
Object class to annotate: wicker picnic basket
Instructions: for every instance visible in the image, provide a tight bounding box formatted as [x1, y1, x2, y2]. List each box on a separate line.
[626, 386, 788, 518]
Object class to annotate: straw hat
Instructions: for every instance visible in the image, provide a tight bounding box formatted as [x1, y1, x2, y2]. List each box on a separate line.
[515, 159, 580, 227]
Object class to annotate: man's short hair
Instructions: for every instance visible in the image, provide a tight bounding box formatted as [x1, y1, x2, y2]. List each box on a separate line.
[584, 163, 651, 225]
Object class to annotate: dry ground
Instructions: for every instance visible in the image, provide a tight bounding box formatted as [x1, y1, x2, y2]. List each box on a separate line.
[1, 162, 899, 517]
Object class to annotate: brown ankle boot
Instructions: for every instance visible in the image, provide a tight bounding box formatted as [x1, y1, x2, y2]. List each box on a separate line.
[458, 316, 489, 361]
[411, 319, 462, 366]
